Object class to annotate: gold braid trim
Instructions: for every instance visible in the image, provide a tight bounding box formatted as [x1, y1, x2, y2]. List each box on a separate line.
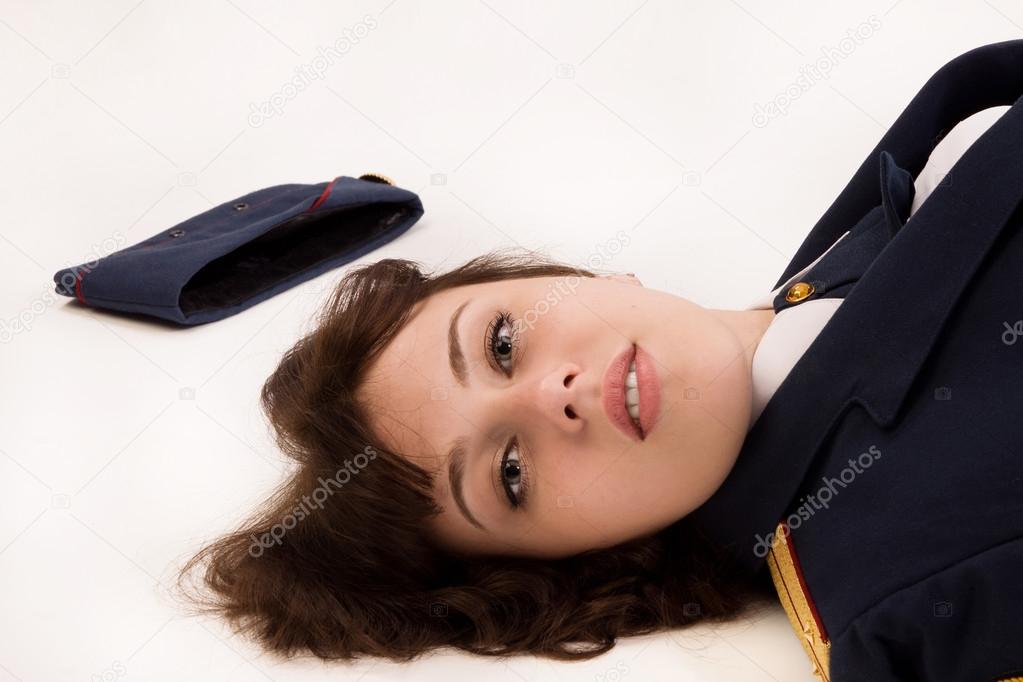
[767, 527, 1023, 682]
[766, 521, 831, 682]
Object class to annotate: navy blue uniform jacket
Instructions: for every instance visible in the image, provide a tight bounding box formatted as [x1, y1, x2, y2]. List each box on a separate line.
[688, 39, 1023, 682]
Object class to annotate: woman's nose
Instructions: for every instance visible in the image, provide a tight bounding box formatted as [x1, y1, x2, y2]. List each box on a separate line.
[523, 362, 586, 434]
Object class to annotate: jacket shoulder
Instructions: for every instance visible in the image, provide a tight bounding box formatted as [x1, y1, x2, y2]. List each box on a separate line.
[770, 525, 1023, 682]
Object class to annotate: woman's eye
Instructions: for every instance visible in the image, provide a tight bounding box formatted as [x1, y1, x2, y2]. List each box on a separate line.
[500, 440, 524, 507]
[488, 312, 516, 374]
[487, 312, 527, 508]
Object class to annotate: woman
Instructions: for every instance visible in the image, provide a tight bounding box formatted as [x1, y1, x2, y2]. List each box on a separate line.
[176, 252, 781, 661]
[178, 40, 1023, 681]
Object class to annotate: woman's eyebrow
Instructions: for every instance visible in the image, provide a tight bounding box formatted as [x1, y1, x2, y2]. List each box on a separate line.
[447, 436, 488, 532]
[446, 298, 487, 531]
[448, 298, 471, 388]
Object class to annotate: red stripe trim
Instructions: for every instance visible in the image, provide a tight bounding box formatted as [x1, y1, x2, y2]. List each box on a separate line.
[74, 271, 88, 305]
[785, 531, 829, 644]
[306, 177, 337, 212]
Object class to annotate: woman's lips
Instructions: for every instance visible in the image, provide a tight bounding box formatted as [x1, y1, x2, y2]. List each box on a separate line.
[602, 344, 643, 442]
[633, 344, 661, 438]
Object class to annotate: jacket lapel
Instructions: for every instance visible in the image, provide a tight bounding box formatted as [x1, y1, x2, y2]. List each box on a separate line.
[777, 39, 1023, 288]
[689, 87, 1023, 576]
[771, 154, 909, 314]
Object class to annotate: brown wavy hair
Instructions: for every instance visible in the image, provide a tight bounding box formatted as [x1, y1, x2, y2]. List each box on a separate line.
[175, 247, 776, 663]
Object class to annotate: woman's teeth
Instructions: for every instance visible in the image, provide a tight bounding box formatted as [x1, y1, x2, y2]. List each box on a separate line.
[625, 360, 641, 427]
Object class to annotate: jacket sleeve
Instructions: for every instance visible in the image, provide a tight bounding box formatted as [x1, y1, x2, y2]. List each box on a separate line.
[827, 536, 1023, 682]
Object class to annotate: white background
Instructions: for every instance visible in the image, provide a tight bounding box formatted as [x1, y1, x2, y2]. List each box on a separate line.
[1, 1, 1019, 680]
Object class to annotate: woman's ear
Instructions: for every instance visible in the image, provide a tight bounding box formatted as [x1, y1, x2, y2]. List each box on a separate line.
[598, 272, 643, 287]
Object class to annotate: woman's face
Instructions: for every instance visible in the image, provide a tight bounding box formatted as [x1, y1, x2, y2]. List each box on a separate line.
[357, 273, 769, 558]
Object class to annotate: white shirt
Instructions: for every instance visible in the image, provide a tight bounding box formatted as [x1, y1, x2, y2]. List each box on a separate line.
[745, 105, 1011, 427]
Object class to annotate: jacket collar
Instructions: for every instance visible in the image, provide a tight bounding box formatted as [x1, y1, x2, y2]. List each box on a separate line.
[770, 151, 910, 315]
[689, 72, 1023, 575]
[776, 39, 1023, 288]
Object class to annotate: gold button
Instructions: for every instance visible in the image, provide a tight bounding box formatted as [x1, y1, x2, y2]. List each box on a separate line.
[785, 281, 815, 302]
[358, 172, 394, 185]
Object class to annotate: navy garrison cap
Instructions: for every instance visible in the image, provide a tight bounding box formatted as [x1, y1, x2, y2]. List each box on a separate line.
[53, 173, 423, 326]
